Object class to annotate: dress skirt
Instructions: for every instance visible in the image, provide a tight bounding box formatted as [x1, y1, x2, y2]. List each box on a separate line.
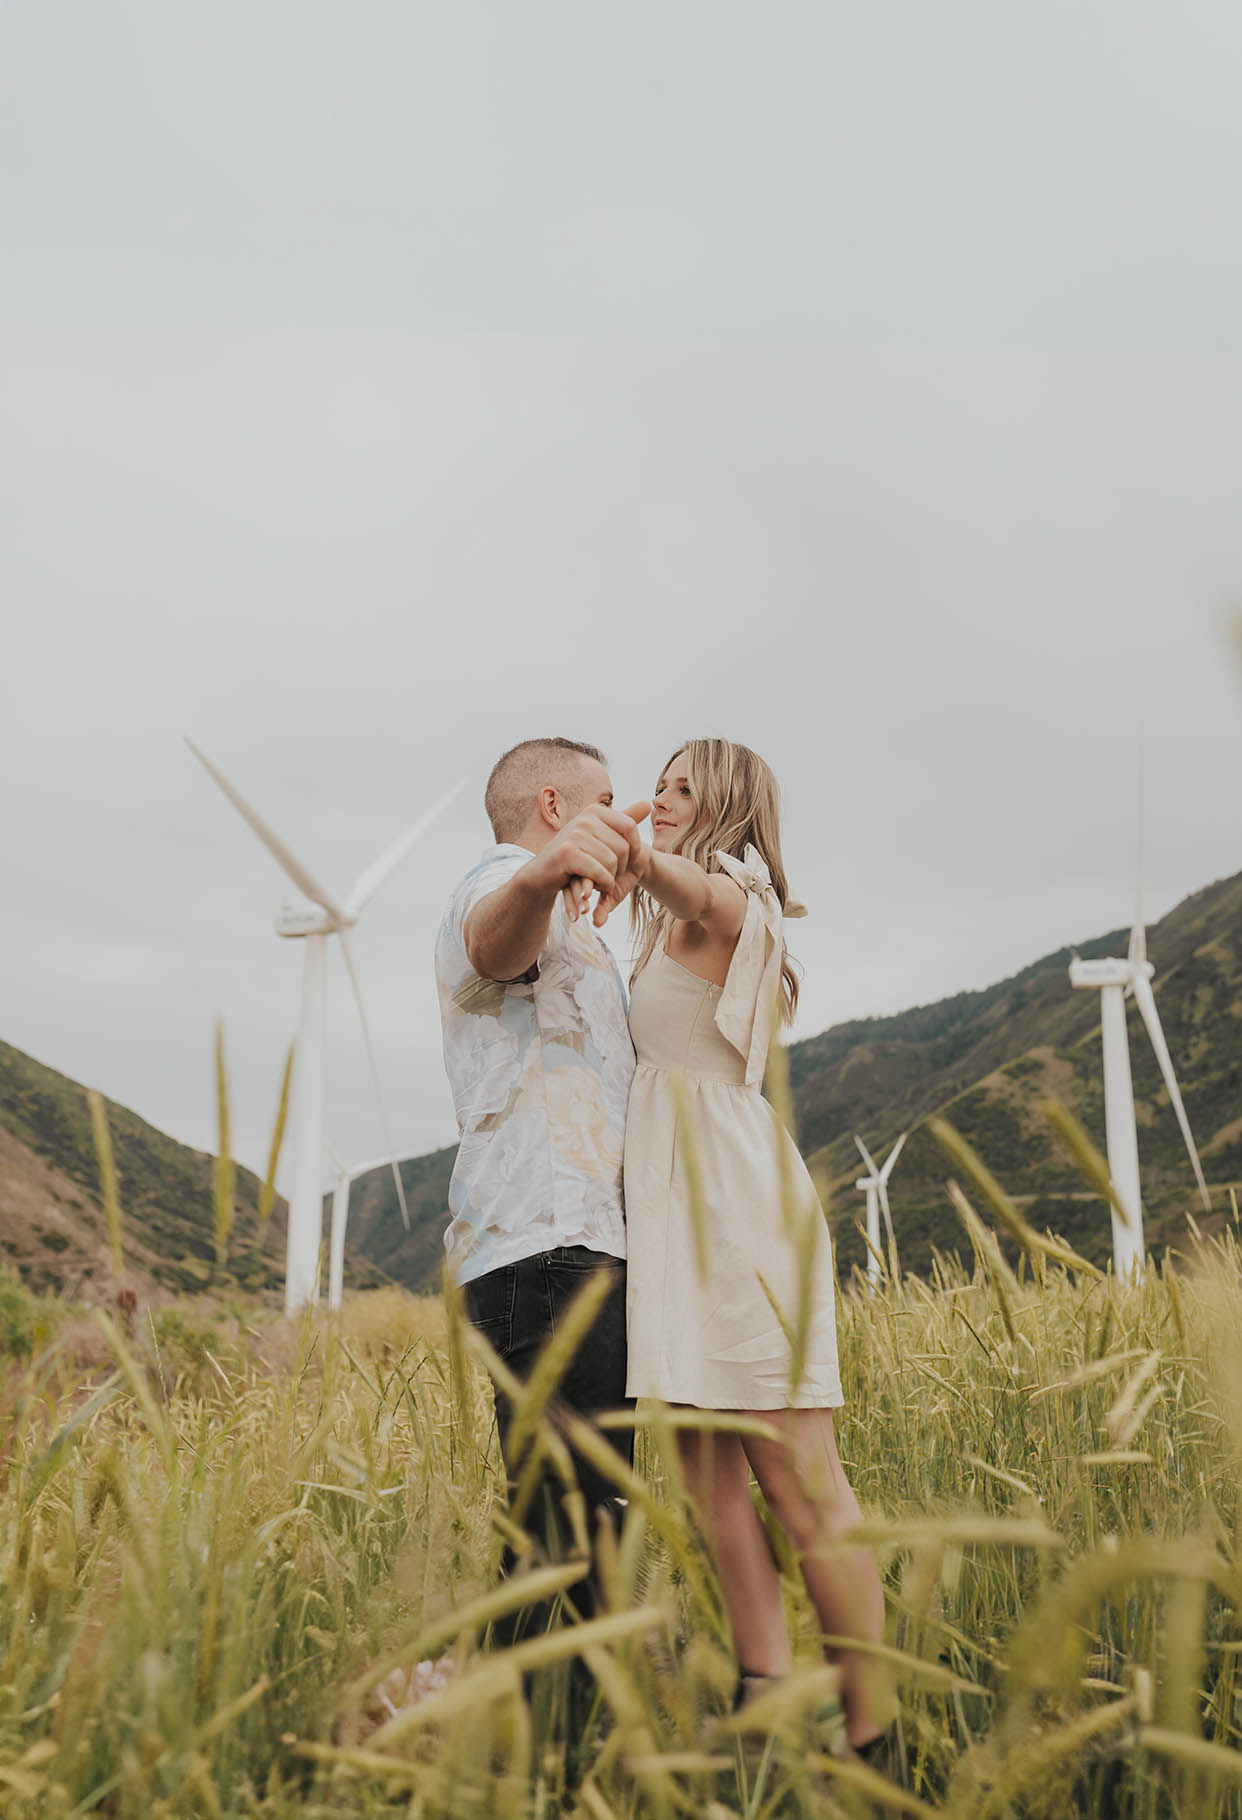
[623, 945, 843, 1411]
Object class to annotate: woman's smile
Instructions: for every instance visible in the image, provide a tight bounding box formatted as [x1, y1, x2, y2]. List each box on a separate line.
[650, 749, 698, 849]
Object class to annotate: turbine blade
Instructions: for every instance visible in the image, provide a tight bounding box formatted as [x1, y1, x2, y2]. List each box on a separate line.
[878, 1178, 898, 1256]
[1131, 973, 1211, 1213]
[854, 1134, 880, 1179]
[348, 1152, 410, 1184]
[1129, 732, 1147, 967]
[344, 784, 463, 917]
[329, 1175, 350, 1312]
[880, 1131, 908, 1182]
[337, 929, 411, 1230]
[185, 740, 347, 922]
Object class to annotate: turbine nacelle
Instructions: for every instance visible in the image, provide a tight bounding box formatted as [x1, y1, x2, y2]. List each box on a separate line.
[1069, 956, 1154, 991]
[275, 903, 357, 939]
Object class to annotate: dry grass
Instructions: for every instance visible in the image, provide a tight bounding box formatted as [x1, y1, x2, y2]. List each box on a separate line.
[1, 1194, 1240, 1817]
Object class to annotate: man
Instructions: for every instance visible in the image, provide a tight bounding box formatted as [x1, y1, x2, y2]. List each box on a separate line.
[434, 737, 648, 1606]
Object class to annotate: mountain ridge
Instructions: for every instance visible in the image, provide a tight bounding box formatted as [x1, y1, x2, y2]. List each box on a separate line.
[328, 868, 1242, 1288]
[4, 869, 1240, 1300]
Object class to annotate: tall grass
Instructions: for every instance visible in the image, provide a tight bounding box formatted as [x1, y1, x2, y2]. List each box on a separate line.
[212, 1021, 235, 1273]
[2, 1195, 1239, 1816]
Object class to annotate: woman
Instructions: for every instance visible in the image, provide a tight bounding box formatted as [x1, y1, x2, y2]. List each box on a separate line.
[598, 739, 889, 1757]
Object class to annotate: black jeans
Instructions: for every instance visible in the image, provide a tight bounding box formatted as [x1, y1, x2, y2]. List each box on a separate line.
[465, 1245, 634, 1627]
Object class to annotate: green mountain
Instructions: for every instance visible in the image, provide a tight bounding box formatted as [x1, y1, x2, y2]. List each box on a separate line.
[0, 1039, 387, 1301]
[348, 869, 1242, 1288]
[794, 869, 1242, 1274]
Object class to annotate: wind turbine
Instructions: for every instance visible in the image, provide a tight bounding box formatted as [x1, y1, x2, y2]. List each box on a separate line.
[187, 741, 458, 1313]
[854, 1132, 907, 1284]
[1068, 854, 1211, 1277]
[326, 1149, 416, 1312]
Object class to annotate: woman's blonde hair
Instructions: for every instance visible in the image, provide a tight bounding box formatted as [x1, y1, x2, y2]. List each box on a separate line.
[631, 737, 801, 1022]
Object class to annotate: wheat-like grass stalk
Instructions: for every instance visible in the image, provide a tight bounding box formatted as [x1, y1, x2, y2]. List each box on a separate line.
[258, 1041, 294, 1228]
[931, 1117, 1101, 1279]
[86, 1086, 123, 1277]
[213, 1020, 235, 1271]
[1043, 1097, 1135, 1230]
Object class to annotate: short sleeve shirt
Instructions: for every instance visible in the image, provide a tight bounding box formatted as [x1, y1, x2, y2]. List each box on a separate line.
[434, 844, 635, 1286]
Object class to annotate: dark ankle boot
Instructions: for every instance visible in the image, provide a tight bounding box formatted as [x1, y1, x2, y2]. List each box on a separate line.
[732, 1669, 785, 1712]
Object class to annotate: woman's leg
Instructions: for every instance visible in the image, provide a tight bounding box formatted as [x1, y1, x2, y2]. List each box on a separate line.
[676, 1428, 793, 1681]
[742, 1409, 887, 1748]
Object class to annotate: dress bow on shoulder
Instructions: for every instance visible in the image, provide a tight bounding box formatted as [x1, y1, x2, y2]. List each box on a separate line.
[711, 844, 788, 1087]
[714, 845, 774, 898]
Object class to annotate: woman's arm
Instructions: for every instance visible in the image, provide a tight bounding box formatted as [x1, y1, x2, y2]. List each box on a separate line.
[630, 846, 747, 942]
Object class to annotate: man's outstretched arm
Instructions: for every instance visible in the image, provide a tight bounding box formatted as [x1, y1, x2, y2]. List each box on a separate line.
[464, 869, 562, 982]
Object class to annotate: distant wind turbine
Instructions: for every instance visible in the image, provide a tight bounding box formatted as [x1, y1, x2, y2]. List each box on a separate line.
[327, 1149, 416, 1312]
[854, 1132, 907, 1283]
[1068, 780, 1211, 1275]
[187, 740, 458, 1314]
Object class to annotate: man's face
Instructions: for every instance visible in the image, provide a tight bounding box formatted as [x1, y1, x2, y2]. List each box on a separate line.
[565, 756, 615, 820]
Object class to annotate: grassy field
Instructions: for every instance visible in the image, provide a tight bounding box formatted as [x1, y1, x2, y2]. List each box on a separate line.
[2, 1179, 1241, 1820]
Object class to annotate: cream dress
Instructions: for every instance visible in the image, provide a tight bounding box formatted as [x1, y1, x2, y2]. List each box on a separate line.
[624, 847, 844, 1410]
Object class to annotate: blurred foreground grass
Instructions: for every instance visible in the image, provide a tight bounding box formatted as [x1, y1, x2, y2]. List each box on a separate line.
[2, 1218, 1241, 1817]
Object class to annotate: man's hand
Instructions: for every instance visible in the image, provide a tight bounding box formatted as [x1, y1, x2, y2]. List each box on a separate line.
[464, 803, 650, 981]
[524, 801, 649, 910]
[559, 801, 651, 925]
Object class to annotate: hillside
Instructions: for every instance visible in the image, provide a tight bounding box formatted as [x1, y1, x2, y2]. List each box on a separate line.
[347, 869, 1242, 1288]
[0, 1039, 387, 1301]
[6, 869, 1240, 1302]
[796, 869, 1242, 1273]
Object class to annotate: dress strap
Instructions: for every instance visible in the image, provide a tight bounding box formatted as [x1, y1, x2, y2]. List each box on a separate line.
[712, 845, 785, 1087]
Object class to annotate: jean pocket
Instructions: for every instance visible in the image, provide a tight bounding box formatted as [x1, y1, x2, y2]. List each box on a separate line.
[471, 1316, 509, 1361]
[465, 1269, 514, 1355]
[544, 1258, 625, 1335]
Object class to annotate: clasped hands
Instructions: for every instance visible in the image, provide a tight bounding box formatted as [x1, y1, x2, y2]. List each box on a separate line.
[527, 801, 653, 928]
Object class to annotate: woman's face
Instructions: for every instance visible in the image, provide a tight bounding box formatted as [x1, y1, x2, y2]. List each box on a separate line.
[651, 750, 699, 852]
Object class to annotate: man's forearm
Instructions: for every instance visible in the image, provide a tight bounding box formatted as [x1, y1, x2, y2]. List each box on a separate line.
[465, 869, 561, 981]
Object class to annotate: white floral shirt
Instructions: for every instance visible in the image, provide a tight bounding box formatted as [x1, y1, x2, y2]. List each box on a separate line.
[434, 844, 634, 1286]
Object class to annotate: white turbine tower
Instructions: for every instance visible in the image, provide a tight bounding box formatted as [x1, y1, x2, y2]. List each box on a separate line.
[854, 1132, 907, 1283]
[187, 741, 458, 1314]
[1068, 890, 1211, 1278]
[326, 1150, 416, 1312]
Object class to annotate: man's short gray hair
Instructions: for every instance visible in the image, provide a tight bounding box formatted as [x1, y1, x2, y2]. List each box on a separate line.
[484, 737, 606, 843]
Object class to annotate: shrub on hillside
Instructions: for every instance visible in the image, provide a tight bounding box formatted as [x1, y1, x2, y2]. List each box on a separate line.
[0, 1265, 59, 1359]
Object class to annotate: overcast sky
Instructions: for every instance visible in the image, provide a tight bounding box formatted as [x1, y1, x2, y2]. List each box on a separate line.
[4, 1, 1242, 1188]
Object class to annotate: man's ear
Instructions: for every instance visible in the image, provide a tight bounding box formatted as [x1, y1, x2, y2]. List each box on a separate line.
[537, 784, 564, 829]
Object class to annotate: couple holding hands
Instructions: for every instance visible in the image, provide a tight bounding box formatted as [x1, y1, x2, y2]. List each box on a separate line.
[434, 735, 888, 1763]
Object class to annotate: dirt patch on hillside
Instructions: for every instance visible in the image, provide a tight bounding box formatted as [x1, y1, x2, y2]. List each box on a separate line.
[0, 1124, 162, 1301]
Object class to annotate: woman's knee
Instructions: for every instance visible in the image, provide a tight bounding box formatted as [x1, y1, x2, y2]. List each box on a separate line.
[751, 1441, 850, 1543]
